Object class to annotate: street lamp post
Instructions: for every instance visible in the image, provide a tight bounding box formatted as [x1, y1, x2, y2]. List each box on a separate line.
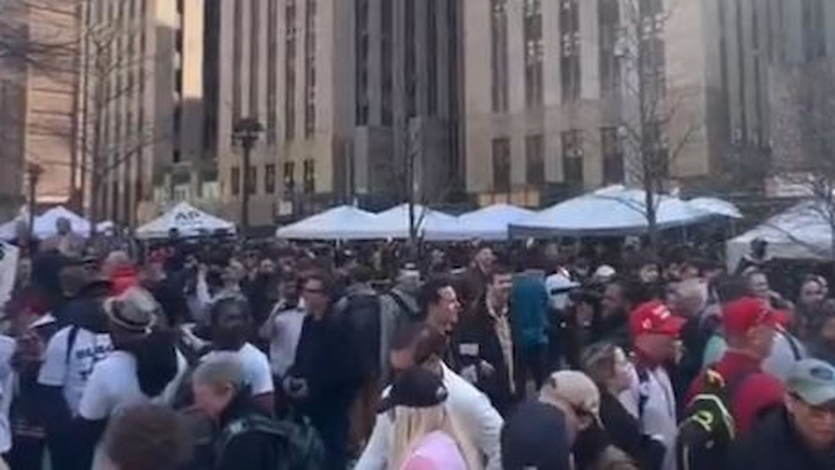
[232, 117, 263, 235]
[26, 162, 43, 242]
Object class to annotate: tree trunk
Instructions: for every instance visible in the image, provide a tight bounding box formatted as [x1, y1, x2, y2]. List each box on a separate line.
[645, 185, 659, 257]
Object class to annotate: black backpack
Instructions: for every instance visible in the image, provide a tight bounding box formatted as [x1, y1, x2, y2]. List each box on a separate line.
[215, 413, 326, 470]
[676, 368, 752, 470]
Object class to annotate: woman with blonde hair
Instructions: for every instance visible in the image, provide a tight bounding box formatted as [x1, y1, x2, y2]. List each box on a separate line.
[383, 367, 482, 470]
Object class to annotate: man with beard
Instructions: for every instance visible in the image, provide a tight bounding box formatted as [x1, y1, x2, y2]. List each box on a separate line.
[593, 279, 649, 351]
[454, 265, 517, 415]
[200, 297, 274, 414]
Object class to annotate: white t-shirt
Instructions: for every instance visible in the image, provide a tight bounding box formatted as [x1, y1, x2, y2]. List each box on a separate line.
[263, 306, 305, 377]
[78, 349, 189, 421]
[545, 270, 578, 312]
[201, 343, 274, 395]
[619, 364, 678, 470]
[38, 326, 114, 416]
[0, 335, 16, 453]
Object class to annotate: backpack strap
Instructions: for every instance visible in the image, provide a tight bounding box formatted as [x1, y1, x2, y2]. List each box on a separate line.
[65, 325, 80, 366]
[215, 414, 289, 468]
[636, 365, 651, 429]
[387, 290, 416, 319]
[780, 329, 803, 361]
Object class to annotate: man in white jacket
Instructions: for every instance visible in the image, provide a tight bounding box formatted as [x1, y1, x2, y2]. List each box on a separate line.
[355, 323, 503, 470]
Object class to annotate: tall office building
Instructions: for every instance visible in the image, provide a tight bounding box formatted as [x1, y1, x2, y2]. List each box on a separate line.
[208, 0, 353, 224]
[462, 0, 835, 206]
[77, 0, 207, 226]
[211, 0, 462, 225]
[0, 0, 79, 217]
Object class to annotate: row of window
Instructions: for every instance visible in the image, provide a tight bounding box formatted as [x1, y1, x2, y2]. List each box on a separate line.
[490, 0, 667, 110]
[229, 160, 316, 196]
[490, 128, 625, 191]
[230, 0, 317, 143]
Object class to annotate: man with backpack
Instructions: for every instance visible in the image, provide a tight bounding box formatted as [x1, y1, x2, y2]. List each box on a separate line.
[678, 296, 785, 470]
[618, 300, 686, 470]
[192, 357, 324, 470]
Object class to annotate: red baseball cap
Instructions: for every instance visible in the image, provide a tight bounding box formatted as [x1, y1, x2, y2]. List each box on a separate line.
[630, 301, 686, 338]
[722, 297, 778, 337]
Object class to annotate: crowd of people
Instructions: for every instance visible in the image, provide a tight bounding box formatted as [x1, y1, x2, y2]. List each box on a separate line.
[0, 216, 833, 469]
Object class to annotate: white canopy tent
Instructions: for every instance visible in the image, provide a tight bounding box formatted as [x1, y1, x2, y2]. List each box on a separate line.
[136, 202, 235, 239]
[34, 206, 91, 239]
[726, 201, 833, 270]
[276, 205, 379, 240]
[688, 197, 743, 219]
[0, 220, 19, 241]
[510, 185, 714, 238]
[357, 204, 459, 240]
[425, 204, 536, 241]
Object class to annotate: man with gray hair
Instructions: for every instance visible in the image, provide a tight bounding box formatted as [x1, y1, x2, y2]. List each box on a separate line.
[191, 357, 283, 470]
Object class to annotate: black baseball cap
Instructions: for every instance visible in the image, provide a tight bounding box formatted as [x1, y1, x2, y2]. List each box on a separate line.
[378, 367, 448, 412]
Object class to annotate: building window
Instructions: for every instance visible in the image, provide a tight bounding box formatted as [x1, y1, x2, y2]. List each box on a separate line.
[283, 161, 296, 193]
[601, 127, 623, 183]
[232, 1, 243, 120]
[355, 0, 370, 125]
[525, 134, 545, 185]
[380, 0, 393, 125]
[599, 0, 621, 96]
[562, 130, 584, 184]
[265, 164, 276, 194]
[250, 0, 261, 118]
[639, 0, 666, 105]
[523, 0, 543, 107]
[302, 159, 315, 194]
[267, 0, 278, 143]
[247, 166, 257, 194]
[426, 0, 438, 116]
[560, 0, 581, 103]
[203, 0, 220, 150]
[404, 0, 416, 117]
[803, 0, 826, 61]
[285, 0, 297, 140]
[304, 0, 317, 138]
[490, 0, 509, 113]
[231, 166, 241, 195]
[492, 138, 511, 192]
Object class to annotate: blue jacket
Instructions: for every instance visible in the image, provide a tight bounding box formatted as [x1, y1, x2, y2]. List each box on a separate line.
[510, 271, 550, 349]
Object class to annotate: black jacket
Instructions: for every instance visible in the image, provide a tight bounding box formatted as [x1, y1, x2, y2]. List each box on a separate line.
[214, 394, 281, 470]
[453, 296, 516, 415]
[729, 407, 835, 470]
[289, 310, 362, 418]
[599, 392, 665, 470]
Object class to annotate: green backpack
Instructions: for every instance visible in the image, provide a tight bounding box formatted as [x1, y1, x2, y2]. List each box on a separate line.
[215, 413, 326, 470]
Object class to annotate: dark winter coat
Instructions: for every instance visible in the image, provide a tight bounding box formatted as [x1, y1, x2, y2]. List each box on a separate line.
[214, 393, 282, 470]
[729, 407, 835, 470]
[452, 295, 517, 415]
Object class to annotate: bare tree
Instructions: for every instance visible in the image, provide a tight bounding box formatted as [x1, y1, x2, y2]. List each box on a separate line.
[616, 0, 700, 253]
[0, 0, 77, 74]
[28, 5, 169, 232]
[771, 59, 835, 260]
